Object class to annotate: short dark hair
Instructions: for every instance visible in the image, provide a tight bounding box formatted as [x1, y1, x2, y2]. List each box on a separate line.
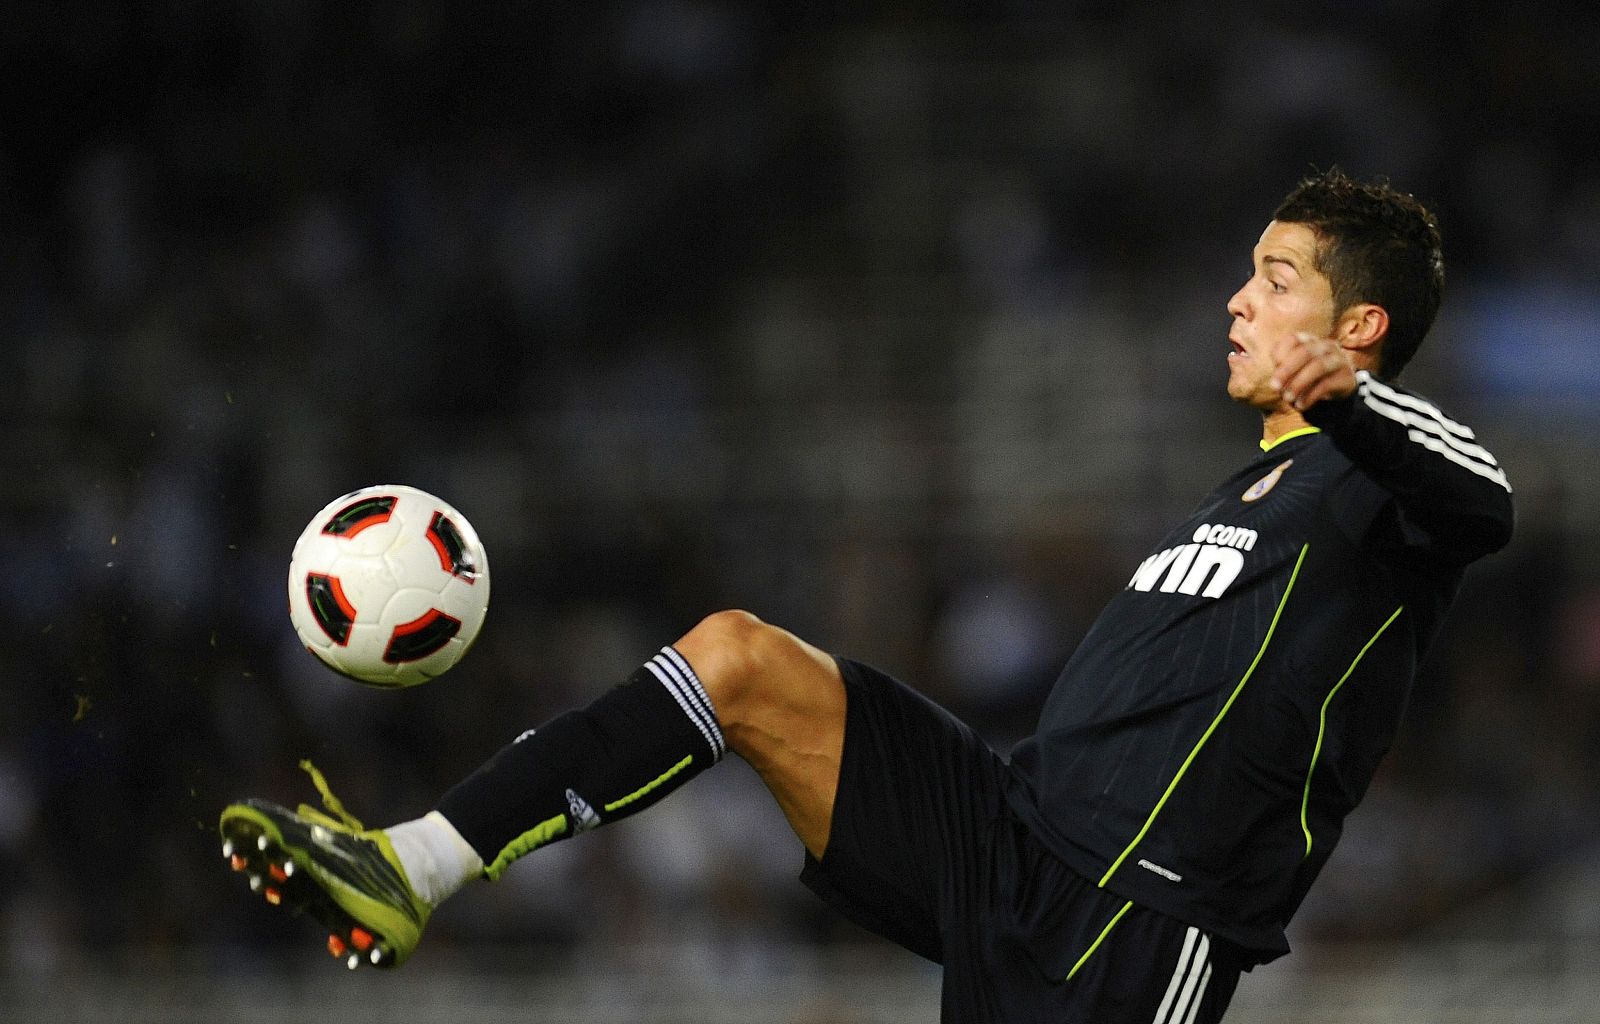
[1273, 168, 1443, 379]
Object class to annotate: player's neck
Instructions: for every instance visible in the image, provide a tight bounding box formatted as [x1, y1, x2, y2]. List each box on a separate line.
[1260, 407, 1310, 447]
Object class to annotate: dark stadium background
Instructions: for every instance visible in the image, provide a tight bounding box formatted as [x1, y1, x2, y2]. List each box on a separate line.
[4, 4, 1598, 1021]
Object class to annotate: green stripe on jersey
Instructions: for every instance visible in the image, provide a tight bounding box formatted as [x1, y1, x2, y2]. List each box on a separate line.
[1300, 605, 1405, 858]
[1099, 544, 1309, 888]
[1064, 900, 1134, 982]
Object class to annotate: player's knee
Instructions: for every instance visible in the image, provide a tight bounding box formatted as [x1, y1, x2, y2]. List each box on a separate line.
[676, 609, 810, 718]
[688, 608, 769, 651]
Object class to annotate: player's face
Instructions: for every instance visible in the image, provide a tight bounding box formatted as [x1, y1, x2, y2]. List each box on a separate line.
[1224, 221, 1338, 411]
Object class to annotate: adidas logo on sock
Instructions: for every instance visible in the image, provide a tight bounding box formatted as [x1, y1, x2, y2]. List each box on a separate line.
[565, 789, 601, 833]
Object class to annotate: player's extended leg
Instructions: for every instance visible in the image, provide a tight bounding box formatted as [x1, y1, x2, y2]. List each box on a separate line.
[218, 609, 847, 968]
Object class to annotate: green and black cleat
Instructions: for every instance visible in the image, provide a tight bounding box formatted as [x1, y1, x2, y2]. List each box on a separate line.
[219, 762, 430, 970]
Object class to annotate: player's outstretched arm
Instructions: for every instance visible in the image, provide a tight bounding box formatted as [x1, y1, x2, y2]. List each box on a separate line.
[1273, 333, 1513, 562]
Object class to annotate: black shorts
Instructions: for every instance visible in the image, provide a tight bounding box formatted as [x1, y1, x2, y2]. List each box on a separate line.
[801, 658, 1243, 1024]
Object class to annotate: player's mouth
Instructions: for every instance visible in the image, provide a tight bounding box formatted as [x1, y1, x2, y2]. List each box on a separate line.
[1228, 336, 1248, 363]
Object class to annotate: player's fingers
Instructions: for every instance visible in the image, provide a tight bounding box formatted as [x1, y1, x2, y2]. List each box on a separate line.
[1285, 355, 1355, 410]
[1279, 361, 1329, 408]
[1273, 330, 1333, 376]
[1270, 334, 1323, 399]
[1268, 338, 1313, 391]
[1276, 333, 1346, 405]
[1290, 374, 1336, 410]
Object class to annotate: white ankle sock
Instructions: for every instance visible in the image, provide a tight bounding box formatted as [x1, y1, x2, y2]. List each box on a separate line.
[385, 811, 484, 908]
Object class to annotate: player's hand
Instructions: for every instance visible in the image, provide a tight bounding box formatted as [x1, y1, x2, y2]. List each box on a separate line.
[1269, 332, 1357, 412]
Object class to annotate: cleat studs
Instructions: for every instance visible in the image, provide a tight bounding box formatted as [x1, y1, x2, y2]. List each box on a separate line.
[264, 886, 282, 906]
[281, 860, 296, 877]
[248, 874, 263, 892]
[230, 854, 248, 873]
[347, 953, 361, 971]
[222, 840, 235, 859]
[370, 948, 383, 966]
[327, 935, 347, 958]
[256, 834, 270, 852]
[349, 927, 373, 952]
[268, 863, 289, 884]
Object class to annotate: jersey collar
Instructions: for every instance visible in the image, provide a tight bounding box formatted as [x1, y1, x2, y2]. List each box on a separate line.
[1260, 425, 1322, 453]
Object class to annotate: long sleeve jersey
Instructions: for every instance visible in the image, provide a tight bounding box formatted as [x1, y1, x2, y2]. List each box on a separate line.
[1004, 371, 1514, 963]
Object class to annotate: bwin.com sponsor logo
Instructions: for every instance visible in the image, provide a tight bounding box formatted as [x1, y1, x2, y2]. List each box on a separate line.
[1128, 524, 1257, 599]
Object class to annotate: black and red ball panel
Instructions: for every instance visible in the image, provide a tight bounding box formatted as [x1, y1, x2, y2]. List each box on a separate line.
[305, 573, 357, 645]
[320, 495, 397, 538]
[426, 511, 480, 581]
[383, 607, 462, 663]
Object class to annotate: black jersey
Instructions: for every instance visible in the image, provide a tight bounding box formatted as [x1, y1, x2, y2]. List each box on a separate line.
[1004, 371, 1514, 963]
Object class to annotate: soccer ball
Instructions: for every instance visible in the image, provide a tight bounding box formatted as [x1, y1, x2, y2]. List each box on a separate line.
[287, 485, 490, 688]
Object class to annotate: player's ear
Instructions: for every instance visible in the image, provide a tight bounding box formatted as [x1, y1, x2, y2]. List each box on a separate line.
[1335, 303, 1388, 365]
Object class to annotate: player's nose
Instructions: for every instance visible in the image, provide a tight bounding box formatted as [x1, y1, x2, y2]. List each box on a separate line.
[1225, 282, 1249, 320]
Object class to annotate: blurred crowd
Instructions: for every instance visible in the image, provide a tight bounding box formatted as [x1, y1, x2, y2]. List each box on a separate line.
[4, 1, 1599, 977]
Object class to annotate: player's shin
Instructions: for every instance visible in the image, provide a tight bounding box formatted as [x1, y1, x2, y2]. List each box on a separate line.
[413, 646, 725, 891]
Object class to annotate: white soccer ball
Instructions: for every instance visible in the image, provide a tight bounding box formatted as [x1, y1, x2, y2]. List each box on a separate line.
[287, 485, 490, 688]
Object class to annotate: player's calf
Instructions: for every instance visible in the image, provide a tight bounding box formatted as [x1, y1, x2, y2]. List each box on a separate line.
[434, 644, 727, 878]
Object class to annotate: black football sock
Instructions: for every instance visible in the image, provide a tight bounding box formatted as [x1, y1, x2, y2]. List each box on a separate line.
[435, 645, 727, 879]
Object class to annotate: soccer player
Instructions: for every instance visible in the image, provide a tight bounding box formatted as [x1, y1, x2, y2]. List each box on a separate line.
[221, 170, 1513, 1022]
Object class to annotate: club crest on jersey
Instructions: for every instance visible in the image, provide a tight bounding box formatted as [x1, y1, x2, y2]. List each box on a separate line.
[1243, 459, 1293, 502]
